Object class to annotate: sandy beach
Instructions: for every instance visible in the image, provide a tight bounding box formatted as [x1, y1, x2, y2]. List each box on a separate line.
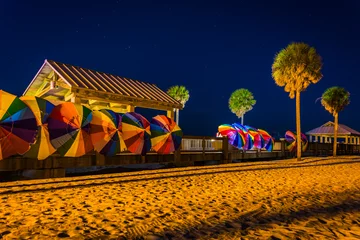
[0, 157, 360, 239]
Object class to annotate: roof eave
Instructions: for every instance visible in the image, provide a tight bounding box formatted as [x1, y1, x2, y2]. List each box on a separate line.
[22, 60, 48, 96]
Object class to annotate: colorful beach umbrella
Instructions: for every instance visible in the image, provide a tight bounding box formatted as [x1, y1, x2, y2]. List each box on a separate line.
[47, 102, 93, 157]
[122, 112, 151, 155]
[232, 123, 253, 150]
[0, 90, 37, 160]
[244, 125, 265, 149]
[150, 115, 182, 154]
[90, 109, 126, 156]
[218, 124, 246, 149]
[285, 131, 308, 152]
[20, 96, 56, 160]
[258, 129, 274, 152]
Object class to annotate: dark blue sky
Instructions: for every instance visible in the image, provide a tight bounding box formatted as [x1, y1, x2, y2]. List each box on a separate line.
[1, 0, 359, 137]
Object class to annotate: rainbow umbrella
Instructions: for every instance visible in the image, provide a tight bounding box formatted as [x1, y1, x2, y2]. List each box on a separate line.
[218, 124, 246, 149]
[90, 109, 126, 156]
[258, 129, 274, 152]
[20, 96, 56, 160]
[232, 123, 253, 150]
[122, 112, 151, 155]
[0, 90, 37, 160]
[244, 125, 265, 149]
[150, 115, 182, 154]
[285, 131, 308, 152]
[47, 102, 93, 157]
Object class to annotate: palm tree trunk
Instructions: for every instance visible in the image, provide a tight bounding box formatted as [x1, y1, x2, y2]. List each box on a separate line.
[176, 109, 180, 125]
[333, 113, 338, 157]
[241, 114, 244, 125]
[296, 90, 302, 161]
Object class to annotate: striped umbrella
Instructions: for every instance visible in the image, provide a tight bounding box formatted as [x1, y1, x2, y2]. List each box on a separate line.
[90, 109, 126, 156]
[0, 90, 37, 160]
[285, 131, 308, 152]
[47, 102, 93, 157]
[218, 124, 246, 149]
[150, 115, 182, 154]
[20, 96, 56, 160]
[244, 125, 265, 149]
[122, 112, 151, 155]
[232, 123, 253, 150]
[258, 129, 274, 152]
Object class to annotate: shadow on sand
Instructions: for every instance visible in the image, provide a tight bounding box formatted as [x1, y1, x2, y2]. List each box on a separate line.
[0, 159, 359, 196]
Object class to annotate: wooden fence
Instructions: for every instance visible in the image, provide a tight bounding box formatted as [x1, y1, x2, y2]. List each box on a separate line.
[0, 136, 359, 179]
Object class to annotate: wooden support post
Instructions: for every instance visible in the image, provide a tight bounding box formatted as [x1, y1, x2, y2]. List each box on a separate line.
[95, 152, 105, 166]
[202, 138, 206, 155]
[315, 142, 319, 156]
[167, 109, 174, 120]
[222, 136, 229, 164]
[127, 105, 135, 112]
[174, 148, 182, 166]
[280, 139, 286, 158]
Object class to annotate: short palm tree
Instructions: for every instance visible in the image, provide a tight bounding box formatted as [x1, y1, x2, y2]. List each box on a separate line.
[272, 42, 323, 161]
[229, 88, 256, 125]
[320, 87, 350, 157]
[167, 85, 190, 125]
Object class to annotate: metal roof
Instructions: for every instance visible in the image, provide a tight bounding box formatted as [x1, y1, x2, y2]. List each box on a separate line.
[306, 121, 360, 136]
[23, 59, 182, 109]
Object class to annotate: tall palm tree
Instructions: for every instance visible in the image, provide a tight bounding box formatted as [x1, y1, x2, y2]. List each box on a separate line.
[229, 88, 256, 125]
[272, 42, 323, 161]
[320, 87, 350, 157]
[167, 85, 190, 125]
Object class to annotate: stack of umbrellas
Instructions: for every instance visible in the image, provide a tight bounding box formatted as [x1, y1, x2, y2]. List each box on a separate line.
[47, 102, 93, 157]
[150, 115, 183, 154]
[20, 96, 56, 160]
[90, 109, 125, 156]
[0, 90, 38, 160]
[218, 123, 274, 152]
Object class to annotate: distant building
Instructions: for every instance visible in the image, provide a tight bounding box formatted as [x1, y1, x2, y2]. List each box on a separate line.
[306, 121, 360, 144]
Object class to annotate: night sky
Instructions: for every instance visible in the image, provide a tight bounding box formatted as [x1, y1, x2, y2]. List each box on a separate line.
[1, 0, 359, 137]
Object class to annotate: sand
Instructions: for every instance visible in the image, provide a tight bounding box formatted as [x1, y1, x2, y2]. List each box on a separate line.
[0, 156, 360, 239]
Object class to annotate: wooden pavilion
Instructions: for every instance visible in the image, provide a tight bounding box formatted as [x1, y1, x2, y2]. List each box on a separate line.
[306, 121, 360, 144]
[23, 59, 182, 118]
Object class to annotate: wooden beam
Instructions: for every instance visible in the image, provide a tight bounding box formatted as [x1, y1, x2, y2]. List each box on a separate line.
[75, 90, 175, 111]
[88, 99, 97, 105]
[35, 81, 49, 96]
[64, 92, 75, 102]
[37, 86, 52, 98]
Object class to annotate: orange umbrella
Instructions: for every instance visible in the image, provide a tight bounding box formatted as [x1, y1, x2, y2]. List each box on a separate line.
[47, 102, 93, 157]
[90, 109, 126, 156]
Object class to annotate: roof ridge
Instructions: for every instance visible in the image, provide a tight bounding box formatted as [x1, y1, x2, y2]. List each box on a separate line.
[46, 59, 158, 86]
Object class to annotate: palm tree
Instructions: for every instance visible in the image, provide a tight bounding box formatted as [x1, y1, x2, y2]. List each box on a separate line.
[320, 87, 350, 157]
[167, 85, 190, 125]
[229, 88, 256, 125]
[272, 42, 323, 161]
